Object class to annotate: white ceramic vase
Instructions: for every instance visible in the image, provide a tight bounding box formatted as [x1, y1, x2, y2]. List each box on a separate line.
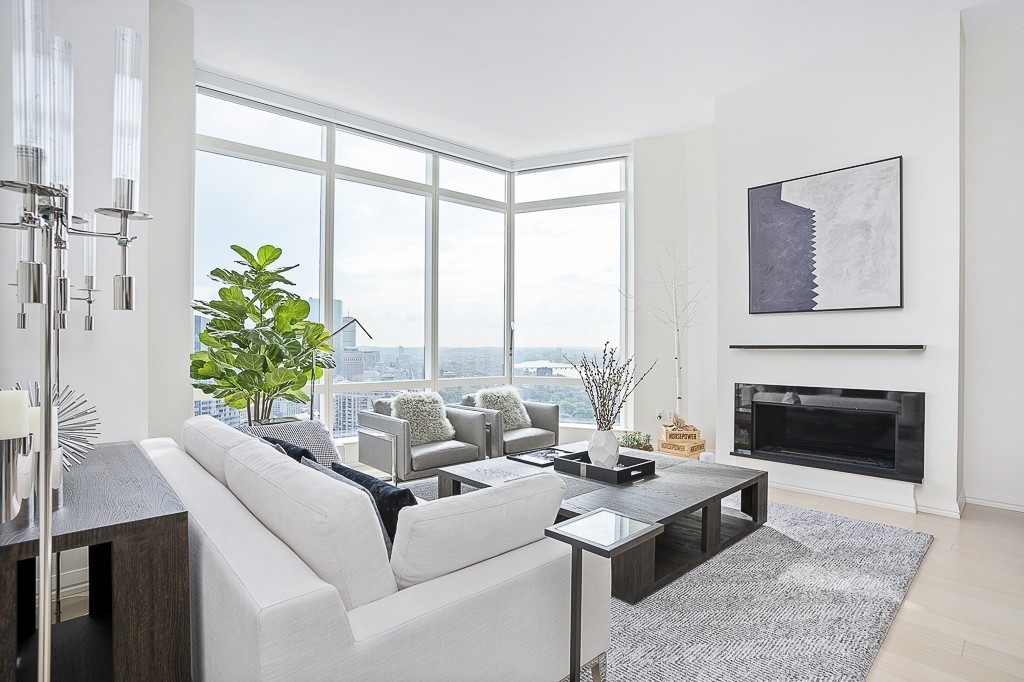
[588, 429, 620, 469]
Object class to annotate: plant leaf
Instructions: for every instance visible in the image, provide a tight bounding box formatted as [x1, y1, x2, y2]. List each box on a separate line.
[257, 245, 283, 268]
[230, 245, 259, 269]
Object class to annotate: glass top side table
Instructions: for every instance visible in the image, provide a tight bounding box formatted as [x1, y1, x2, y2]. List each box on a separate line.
[546, 508, 664, 682]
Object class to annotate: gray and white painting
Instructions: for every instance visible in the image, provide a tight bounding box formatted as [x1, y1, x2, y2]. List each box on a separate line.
[748, 157, 902, 313]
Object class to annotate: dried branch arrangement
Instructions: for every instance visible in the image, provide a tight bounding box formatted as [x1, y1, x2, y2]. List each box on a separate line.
[565, 343, 656, 431]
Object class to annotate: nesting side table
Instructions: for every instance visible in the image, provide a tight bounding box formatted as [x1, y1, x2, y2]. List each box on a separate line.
[546, 508, 664, 682]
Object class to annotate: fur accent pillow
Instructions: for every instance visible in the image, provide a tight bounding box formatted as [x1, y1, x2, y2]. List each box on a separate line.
[475, 387, 532, 431]
[392, 392, 456, 446]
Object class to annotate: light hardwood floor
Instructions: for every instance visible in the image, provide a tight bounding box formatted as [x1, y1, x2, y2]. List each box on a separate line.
[768, 488, 1024, 681]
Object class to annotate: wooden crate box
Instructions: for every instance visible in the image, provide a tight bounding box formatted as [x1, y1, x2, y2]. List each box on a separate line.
[658, 438, 706, 457]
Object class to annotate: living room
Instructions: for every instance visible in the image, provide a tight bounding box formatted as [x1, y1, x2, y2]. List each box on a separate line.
[0, 0, 1022, 679]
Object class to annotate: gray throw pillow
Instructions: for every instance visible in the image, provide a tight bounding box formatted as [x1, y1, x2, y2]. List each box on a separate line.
[372, 399, 393, 415]
[392, 392, 456, 446]
[475, 387, 532, 431]
[239, 419, 339, 466]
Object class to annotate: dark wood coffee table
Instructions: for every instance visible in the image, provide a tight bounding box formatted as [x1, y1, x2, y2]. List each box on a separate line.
[438, 448, 768, 603]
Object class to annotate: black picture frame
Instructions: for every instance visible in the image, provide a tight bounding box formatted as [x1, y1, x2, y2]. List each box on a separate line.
[747, 156, 903, 315]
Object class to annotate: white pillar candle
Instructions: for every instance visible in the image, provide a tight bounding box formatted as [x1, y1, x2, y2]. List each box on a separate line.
[27, 404, 58, 452]
[0, 390, 31, 439]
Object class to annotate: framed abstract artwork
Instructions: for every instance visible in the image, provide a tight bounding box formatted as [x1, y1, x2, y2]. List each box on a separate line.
[747, 156, 902, 314]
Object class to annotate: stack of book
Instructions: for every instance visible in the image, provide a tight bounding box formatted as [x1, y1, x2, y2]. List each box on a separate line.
[657, 423, 706, 459]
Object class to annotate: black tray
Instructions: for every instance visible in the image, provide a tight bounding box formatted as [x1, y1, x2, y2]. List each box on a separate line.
[553, 451, 656, 485]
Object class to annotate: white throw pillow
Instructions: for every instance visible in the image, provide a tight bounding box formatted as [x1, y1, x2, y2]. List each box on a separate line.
[390, 473, 566, 589]
[392, 392, 456, 446]
[476, 387, 532, 431]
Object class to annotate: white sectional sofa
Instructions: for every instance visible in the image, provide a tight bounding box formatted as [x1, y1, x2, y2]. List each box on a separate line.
[140, 416, 611, 681]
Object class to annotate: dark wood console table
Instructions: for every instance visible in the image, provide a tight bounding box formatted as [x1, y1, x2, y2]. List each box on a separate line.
[0, 441, 190, 681]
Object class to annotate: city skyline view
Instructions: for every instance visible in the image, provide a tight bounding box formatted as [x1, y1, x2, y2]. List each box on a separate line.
[193, 307, 606, 435]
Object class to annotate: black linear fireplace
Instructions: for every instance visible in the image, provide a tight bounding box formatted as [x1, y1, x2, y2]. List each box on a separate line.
[733, 383, 924, 483]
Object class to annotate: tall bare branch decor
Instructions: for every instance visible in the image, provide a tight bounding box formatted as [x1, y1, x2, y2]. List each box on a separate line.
[626, 235, 708, 427]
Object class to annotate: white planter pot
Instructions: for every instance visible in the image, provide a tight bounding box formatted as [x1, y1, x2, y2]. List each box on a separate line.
[588, 430, 620, 469]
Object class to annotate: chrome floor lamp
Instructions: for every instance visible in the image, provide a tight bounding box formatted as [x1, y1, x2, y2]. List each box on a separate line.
[0, 1, 149, 679]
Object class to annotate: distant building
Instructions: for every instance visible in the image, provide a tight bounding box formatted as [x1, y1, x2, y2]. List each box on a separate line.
[308, 298, 345, 356]
[193, 314, 211, 352]
[339, 349, 365, 382]
[513, 360, 575, 378]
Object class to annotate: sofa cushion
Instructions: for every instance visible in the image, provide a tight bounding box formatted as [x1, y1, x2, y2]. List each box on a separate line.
[304, 459, 392, 553]
[410, 440, 479, 471]
[390, 473, 566, 589]
[392, 392, 455, 446]
[475, 387, 532, 431]
[504, 427, 556, 454]
[330, 462, 417, 541]
[372, 399, 393, 415]
[181, 415, 255, 485]
[239, 419, 339, 466]
[225, 439, 397, 610]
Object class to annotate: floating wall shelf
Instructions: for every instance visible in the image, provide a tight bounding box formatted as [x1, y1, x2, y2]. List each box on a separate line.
[728, 344, 926, 350]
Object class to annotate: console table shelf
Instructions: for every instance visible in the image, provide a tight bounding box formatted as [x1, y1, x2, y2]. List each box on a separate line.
[0, 441, 190, 681]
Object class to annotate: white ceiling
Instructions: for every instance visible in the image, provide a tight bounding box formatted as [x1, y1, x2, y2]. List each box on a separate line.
[183, 0, 1024, 160]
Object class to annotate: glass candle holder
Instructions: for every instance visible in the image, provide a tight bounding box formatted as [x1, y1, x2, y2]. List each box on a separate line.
[12, 0, 51, 186]
[110, 26, 142, 211]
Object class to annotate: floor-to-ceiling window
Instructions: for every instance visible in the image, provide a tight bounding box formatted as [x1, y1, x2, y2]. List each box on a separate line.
[512, 160, 626, 424]
[193, 87, 628, 436]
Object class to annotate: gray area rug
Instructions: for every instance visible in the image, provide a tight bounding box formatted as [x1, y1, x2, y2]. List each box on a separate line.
[402, 474, 932, 681]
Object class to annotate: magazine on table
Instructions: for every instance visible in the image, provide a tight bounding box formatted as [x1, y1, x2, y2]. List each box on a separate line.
[508, 447, 578, 467]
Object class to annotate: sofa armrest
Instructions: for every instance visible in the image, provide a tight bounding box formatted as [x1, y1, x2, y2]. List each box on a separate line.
[357, 410, 411, 479]
[445, 406, 487, 460]
[390, 473, 565, 589]
[346, 537, 610, 680]
[525, 401, 560, 443]
[143, 438, 353, 680]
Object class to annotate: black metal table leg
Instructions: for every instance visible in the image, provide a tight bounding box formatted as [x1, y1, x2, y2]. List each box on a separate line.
[570, 546, 582, 682]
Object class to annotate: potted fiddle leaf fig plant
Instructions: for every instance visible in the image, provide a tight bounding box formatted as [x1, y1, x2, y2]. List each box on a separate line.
[565, 343, 656, 469]
[190, 244, 336, 425]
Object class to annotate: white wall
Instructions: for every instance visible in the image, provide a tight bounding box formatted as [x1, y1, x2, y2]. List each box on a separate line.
[712, 13, 965, 516]
[632, 133, 688, 440]
[147, 0, 196, 439]
[0, 0, 150, 443]
[963, 22, 1024, 512]
[683, 126, 718, 451]
[631, 127, 718, 448]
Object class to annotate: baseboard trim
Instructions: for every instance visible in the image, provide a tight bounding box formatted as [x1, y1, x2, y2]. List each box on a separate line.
[916, 504, 962, 519]
[768, 481, 918, 515]
[965, 496, 1024, 513]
